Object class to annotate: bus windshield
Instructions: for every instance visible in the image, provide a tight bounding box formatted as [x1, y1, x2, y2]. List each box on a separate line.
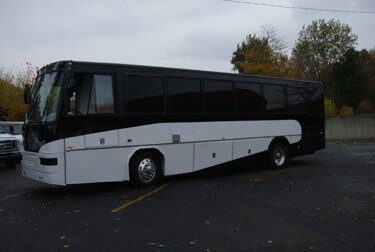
[26, 71, 64, 123]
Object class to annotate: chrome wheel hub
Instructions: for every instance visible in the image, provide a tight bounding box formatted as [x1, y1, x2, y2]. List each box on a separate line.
[274, 147, 286, 166]
[138, 158, 156, 183]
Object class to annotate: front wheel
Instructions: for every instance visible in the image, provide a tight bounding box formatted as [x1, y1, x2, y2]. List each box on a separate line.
[129, 151, 162, 187]
[268, 143, 289, 169]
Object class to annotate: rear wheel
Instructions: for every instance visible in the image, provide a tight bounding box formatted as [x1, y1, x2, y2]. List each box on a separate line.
[129, 151, 161, 187]
[269, 142, 289, 169]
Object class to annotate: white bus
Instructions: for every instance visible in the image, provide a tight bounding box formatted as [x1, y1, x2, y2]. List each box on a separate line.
[22, 61, 325, 187]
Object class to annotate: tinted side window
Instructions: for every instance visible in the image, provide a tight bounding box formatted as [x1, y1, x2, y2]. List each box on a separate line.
[287, 86, 307, 113]
[167, 78, 202, 113]
[88, 75, 115, 114]
[236, 82, 262, 113]
[126, 75, 164, 113]
[308, 83, 323, 113]
[204, 80, 233, 113]
[263, 84, 286, 113]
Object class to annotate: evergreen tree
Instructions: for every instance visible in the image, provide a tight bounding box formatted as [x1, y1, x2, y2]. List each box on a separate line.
[332, 48, 367, 110]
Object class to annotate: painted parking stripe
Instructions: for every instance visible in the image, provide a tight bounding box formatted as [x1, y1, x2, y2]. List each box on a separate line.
[0, 190, 32, 201]
[111, 182, 173, 213]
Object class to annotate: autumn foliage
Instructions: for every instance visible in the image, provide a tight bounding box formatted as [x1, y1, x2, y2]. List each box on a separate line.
[0, 79, 28, 121]
[0, 63, 35, 121]
[232, 19, 375, 114]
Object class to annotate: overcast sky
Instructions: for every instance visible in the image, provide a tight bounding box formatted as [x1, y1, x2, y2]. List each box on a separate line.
[0, 0, 374, 73]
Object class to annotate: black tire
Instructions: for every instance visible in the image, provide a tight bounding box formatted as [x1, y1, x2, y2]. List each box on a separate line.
[129, 151, 162, 188]
[268, 142, 289, 169]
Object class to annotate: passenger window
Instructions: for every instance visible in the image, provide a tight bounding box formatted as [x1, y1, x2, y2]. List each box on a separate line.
[263, 84, 286, 113]
[126, 75, 164, 113]
[308, 83, 323, 114]
[204, 80, 233, 113]
[236, 82, 262, 113]
[167, 77, 202, 113]
[88, 75, 115, 114]
[287, 86, 308, 113]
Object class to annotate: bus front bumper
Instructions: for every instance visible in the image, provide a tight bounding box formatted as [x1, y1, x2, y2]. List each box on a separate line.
[21, 151, 66, 186]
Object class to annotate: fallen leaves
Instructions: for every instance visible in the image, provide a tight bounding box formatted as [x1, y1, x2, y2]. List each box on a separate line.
[148, 242, 165, 249]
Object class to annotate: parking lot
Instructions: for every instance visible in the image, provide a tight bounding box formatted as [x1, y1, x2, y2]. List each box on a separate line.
[0, 142, 374, 251]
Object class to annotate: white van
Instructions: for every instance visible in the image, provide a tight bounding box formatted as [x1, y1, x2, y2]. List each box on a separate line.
[0, 124, 21, 168]
[0, 121, 23, 143]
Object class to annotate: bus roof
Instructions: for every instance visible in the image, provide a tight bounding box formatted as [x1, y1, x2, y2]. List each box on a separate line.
[40, 60, 322, 86]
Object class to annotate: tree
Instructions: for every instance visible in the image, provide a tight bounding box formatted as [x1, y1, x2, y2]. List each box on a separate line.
[261, 25, 288, 54]
[0, 63, 35, 121]
[0, 105, 9, 121]
[291, 19, 358, 84]
[0, 62, 36, 88]
[332, 48, 367, 110]
[0, 78, 28, 121]
[359, 49, 375, 111]
[231, 27, 290, 77]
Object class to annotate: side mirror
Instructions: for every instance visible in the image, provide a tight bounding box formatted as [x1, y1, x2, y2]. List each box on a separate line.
[65, 78, 76, 97]
[24, 84, 31, 104]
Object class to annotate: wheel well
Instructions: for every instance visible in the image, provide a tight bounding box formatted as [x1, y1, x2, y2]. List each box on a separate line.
[129, 148, 165, 174]
[268, 137, 290, 150]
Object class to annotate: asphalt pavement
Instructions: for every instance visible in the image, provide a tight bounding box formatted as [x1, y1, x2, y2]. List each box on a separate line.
[0, 142, 374, 251]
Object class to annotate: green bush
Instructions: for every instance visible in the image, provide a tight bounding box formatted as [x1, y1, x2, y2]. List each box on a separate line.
[338, 105, 354, 115]
[324, 99, 337, 115]
[357, 100, 374, 114]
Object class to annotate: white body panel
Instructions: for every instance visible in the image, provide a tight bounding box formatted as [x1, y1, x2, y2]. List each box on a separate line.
[85, 130, 119, 148]
[22, 139, 65, 185]
[65, 148, 129, 184]
[194, 141, 233, 171]
[22, 120, 301, 185]
[233, 138, 273, 160]
[157, 143, 194, 175]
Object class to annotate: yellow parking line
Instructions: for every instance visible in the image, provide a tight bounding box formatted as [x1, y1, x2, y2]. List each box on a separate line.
[0, 190, 32, 201]
[111, 182, 173, 213]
